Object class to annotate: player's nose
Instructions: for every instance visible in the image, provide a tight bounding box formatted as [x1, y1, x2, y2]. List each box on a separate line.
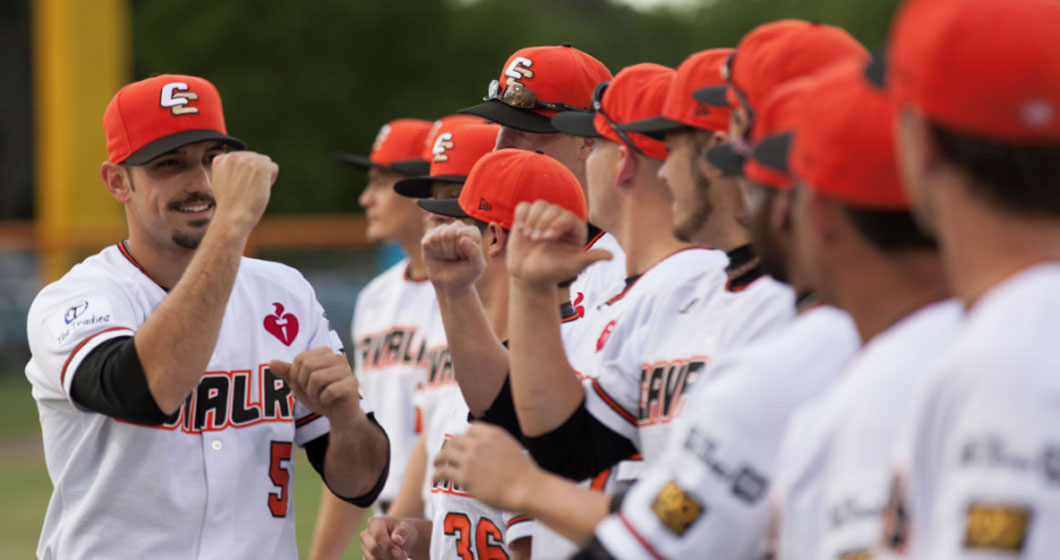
[185, 162, 212, 194]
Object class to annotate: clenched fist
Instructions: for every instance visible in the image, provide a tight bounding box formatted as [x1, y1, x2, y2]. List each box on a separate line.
[210, 151, 278, 234]
[508, 200, 612, 289]
[421, 221, 487, 295]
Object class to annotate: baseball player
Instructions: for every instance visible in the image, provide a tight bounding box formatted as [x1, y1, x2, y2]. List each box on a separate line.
[387, 122, 502, 523]
[767, 60, 962, 560]
[875, 0, 1060, 557]
[460, 44, 627, 320]
[570, 60, 862, 560]
[361, 149, 590, 560]
[309, 117, 437, 559]
[24, 74, 389, 559]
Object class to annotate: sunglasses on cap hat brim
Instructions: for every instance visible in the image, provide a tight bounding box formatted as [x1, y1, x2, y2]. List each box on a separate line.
[393, 175, 468, 199]
[693, 53, 757, 127]
[552, 81, 647, 156]
[459, 79, 587, 134]
[416, 198, 470, 219]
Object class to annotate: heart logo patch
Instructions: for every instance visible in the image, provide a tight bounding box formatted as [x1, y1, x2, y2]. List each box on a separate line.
[264, 302, 299, 346]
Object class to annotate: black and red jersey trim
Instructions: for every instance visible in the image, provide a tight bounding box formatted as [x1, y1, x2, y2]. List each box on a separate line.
[60, 326, 135, 386]
[591, 378, 637, 426]
[605, 245, 713, 306]
[295, 413, 322, 427]
[117, 241, 146, 273]
[506, 515, 532, 528]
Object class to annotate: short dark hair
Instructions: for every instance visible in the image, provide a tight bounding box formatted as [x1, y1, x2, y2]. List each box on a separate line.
[930, 122, 1060, 217]
[842, 205, 937, 253]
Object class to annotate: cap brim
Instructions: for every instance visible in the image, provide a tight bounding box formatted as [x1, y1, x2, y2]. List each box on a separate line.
[459, 100, 556, 133]
[705, 143, 745, 176]
[394, 175, 467, 199]
[752, 133, 792, 173]
[551, 111, 600, 138]
[692, 85, 730, 107]
[337, 153, 377, 171]
[390, 159, 431, 176]
[125, 129, 245, 165]
[864, 51, 887, 89]
[416, 198, 469, 219]
[616, 116, 689, 141]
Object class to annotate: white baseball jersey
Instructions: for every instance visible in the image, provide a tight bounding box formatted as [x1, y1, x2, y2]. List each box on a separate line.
[25, 243, 360, 560]
[593, 304, 859, 560]
[428, 386, 533, 559]
[570, 230, 627, 321]
[773, 299, 963, 560]
[881, 264, 1060, 560]
[581, 247, 795, 462]
[411, 311, 455, 519]
[352, 258, 442, 504]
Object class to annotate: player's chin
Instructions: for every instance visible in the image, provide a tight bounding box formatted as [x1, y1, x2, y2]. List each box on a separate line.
[171, 227, 207, 250]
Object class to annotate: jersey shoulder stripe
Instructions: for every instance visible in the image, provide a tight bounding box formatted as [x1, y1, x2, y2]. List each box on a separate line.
[592, 378, 637, 426]
[618, 511, 667, 560]
[60, 326, 134, 386]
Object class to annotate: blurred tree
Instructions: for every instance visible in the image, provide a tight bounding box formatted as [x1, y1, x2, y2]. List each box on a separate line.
[131, 0, 900, 215]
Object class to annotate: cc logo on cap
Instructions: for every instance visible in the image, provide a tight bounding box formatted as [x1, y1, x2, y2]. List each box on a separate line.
[432, 132, 455, 162]
[505, 56, 534, 82]
[159, 82, 200, 116]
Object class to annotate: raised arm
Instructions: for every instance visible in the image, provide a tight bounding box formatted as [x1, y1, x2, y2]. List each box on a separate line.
[132, 151, 277, 414]
[421, 222, 510, 417]
[507, 201, 611, 436]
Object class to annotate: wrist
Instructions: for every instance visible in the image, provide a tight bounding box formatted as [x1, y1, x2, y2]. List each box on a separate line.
[511, 277, 557, 301]
[433, 282, 477, 302]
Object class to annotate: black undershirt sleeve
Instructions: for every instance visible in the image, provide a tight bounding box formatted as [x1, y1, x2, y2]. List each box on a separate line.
[304, 411, 391, 507]
[523, 399, 638, 481]
[69, 336, 171, 425]
[473, 375, 524, 441]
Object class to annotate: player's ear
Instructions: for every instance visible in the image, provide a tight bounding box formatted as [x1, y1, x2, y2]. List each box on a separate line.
[101, 161, 133, 203]
[616, 144, 636, 186]
[575, 136, 594, 164]
[770, 189, 794, 237]
[486, 222, 508, 258]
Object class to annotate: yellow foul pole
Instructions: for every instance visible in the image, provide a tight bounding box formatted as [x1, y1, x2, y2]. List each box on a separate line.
[34, 0, 130, 284]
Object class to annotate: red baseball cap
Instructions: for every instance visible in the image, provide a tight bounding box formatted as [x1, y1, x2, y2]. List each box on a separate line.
[393, 123, 500, 198]
[888, 0, 1060, 143]
[417, 148, 587, 229]
[791, 60, 907, 210]
[338, 118, 433, 175]
[103, 74, 245, 165]
[417, 115, 490, 162]
[551, 63, 675, 161]
[693, 20, 868, 114]
[460, 44, 613, 134]
[742, 76, 818, 189]
[618, 49, 735, 139]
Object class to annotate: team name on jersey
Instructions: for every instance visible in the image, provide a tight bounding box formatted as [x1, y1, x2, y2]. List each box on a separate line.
[125, 365, 298, 433]
[357, 326, 429, 371]
[431, 435, 473, 497]
[638, 357, 708, 426]
[424, 345, 454, 388]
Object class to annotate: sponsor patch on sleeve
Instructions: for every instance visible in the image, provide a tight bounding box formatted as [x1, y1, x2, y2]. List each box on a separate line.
[963, 503, 1031, 553]
[651, 480, 704, 536]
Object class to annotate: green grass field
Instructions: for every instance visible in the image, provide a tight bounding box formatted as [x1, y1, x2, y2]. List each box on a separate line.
[0, 375, 365, 559]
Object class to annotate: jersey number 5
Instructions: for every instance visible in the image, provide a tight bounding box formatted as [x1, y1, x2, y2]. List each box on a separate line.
[443, 513, 509, 560]
[269, 441, 293, 518]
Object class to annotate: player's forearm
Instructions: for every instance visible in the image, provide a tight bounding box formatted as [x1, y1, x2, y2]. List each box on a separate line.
[434, 284, 511, 417]
[508, 279, 584, 437]
[134, 221, 250, 414]
[512, 467, 610, 546]
[325, 409, 390, 499]
[387, 434, 427, 518]
[308, 489, 368, 560]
